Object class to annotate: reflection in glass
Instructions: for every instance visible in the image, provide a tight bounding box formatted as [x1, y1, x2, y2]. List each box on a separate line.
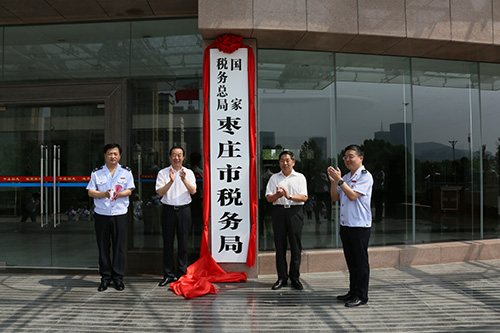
[479, 63, 500, 239]
[412, 58, 481, 242]
[130, 80, 203, 251]
[4, 22, 131, 81]
[336, 53, 412, 246]
[131, 19, 203, 79]
[258, 50, 336, 250]
[0, 105, 102, 267]
[1, 19, 203, 83]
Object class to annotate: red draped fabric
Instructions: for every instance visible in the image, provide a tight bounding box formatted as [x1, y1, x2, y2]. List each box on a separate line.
[170, 252, 247, 299]
[170, 37, 256, 298]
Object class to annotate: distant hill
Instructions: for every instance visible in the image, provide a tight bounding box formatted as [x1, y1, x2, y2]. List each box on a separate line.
[415, 142, 468, 162]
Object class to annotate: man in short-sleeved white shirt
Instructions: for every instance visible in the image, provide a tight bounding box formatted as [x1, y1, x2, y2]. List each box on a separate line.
[155, 147, 197, 287]
[328, 144, 373, 307]
[265, 151, 308, 291]
[87, 143, 135, 292]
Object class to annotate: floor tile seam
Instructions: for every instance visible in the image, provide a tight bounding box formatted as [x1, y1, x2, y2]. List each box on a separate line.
[352, 311, 500, 318]
[6, 308, 496, 319]
[408, 280, 500, 309]
[6, 322, 498, 331]
[112, 293, 192, 331]
[46, 280, 148, 329]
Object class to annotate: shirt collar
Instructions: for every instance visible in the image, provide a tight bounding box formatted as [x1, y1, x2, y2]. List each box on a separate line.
[104, 163, 121, 174]
[169, 165, 183, 173]
[279, 169, 297, 178]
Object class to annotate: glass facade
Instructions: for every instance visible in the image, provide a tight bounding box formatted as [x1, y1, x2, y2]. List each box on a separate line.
[129, 80, 203, 252]
[0, 18, 204, 269]
[1, 19, 202, 82]
[258, 49, 500, 250]
[0, 17, 499, 271]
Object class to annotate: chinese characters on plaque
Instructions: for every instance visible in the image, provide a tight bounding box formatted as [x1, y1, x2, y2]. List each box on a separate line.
[209, 48, 250, 263]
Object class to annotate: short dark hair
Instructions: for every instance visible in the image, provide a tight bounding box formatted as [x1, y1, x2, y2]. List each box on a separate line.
[104, 143, 122, 154]
[344, 144, 363, 157]
[279, 150, 295, 160]
[170, 146, 185, 156]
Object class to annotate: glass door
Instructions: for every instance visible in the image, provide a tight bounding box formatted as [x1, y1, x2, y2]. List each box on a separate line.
[0, 105, 104, 268]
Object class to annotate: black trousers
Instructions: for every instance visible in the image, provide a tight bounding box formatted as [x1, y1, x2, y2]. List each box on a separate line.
[272, 205, 304, 281]
[161, 204, 192, 278]
[340, 225, 371, 302]
[94, 213, 127, 283]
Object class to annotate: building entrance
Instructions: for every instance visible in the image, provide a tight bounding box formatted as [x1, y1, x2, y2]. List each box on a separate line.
[0, 104, 104, 269]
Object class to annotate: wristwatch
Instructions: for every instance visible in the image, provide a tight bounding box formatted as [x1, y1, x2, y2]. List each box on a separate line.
[338, 180, 344, 186]
[289, 195, 293, 201]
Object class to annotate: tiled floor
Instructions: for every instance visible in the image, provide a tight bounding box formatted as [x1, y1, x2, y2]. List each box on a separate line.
[1, 259, 500, 332]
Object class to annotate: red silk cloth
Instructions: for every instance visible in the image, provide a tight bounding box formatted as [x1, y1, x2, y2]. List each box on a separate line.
[170, 252, 247, 299]
[170, 35, 256, 299]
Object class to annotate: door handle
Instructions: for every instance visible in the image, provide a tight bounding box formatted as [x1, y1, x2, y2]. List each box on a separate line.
[53, 145, 61, 228]
[40, 145, 48, 228]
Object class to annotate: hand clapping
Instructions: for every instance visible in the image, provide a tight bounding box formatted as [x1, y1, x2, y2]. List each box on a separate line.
[327, 166, 342, 182]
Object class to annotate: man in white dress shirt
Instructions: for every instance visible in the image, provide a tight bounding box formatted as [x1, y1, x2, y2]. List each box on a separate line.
[156, 147, 197, 286]
[265, 151, 308, 290]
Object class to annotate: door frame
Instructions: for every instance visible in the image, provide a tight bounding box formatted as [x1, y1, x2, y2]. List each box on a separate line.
[0, 79, 132, 273]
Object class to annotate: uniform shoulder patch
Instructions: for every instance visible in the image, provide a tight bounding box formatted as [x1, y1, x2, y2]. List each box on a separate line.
[121, 165, 131, 171]
[362, 169, 367, 174]
[92, 166, 103, 173]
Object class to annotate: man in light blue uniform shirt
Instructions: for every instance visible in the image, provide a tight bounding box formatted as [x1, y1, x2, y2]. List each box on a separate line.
[87, 143, 135, 292]
[328, 144, 373, 307]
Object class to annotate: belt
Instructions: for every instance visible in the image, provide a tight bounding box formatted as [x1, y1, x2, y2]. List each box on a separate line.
[274, 204, 301, 209]
[164, 204, 190, 211]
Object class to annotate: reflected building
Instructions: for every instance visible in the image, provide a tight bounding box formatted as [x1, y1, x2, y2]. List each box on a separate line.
[374, 122, 411, 147]
[390, 123, 412, 147]
[260, 131, 276, 148]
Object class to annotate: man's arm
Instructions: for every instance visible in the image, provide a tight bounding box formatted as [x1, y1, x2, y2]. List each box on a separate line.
[156, 169, 174, 197]
[338, 184, 363, 201]
[327, 166, 363, 202]
[116, 189, 133, 198]
[157, 181, 173, 197]
[180, 168, 196, 195]
[88, 189, 108, 199]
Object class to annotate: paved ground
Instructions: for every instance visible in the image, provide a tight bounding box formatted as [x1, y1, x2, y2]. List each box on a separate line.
[1, 259, 500, 332]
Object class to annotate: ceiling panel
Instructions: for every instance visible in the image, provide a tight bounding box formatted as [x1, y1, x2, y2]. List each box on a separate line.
[96, 0, 154, 17]
[0, 5, 21, 24]
[0, 0, 62, 22]
[46, 0, 108, 20]
[148, 0, 198, 16]
[0, 0, 199, 25]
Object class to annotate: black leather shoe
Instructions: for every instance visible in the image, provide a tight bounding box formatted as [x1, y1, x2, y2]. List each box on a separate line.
[336, 292, 353, 301]
[97, 281, 109, 292]
[114, 281, 125, 291]
[158, 277, 177, 287]
[345, 297, 366, 307]
[291, 279, 303, 290]
[271, 279, 287, 290]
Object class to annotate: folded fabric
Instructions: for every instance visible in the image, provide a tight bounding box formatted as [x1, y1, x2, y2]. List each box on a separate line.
[110, 184, 122, 201]
[170, 252, 247, 299]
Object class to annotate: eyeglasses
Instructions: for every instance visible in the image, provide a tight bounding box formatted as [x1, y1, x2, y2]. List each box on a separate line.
[343, 154, 359, 161]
